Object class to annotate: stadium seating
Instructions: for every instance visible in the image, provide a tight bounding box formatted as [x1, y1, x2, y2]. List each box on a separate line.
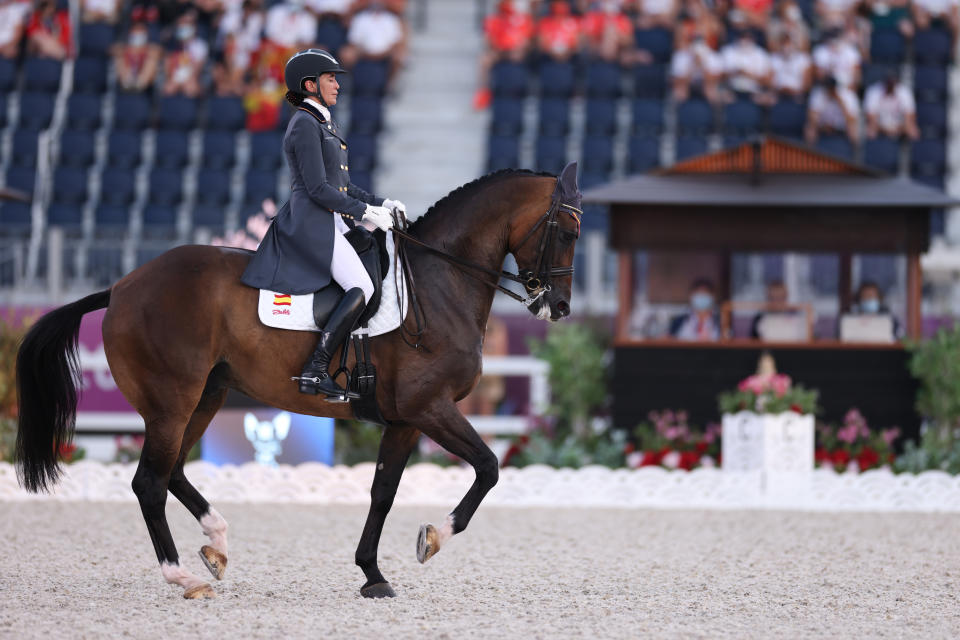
[539, 61, 576, 98]
[23, 58, 62, 93]
[196, 168, 232, 206]
[113, 93, 152, 131]
[491, 97, 524, 136]
[250, 131, 285, 170]
[154, 131, 191, 169]
[157, 96, 200, 131]
[585, 98, 617, 136]
[59, 129, 97, 168]
[202, 131, 237, 169]
[66, 94, 103, 131]
[99, 168, 137, 206]
[539, 98, 571, 137]
[205, 96, 246, 131]
[73, 57, 108, 94]
[628, 135, 660, 173]
[585, 61, 622, 99]
[11, 131, 39, 168]
[863, 137, 900, 174]
[18, 93, 56, 131]
[491, 61, 530, 98]
[488, 135, 520, 171]
[536, 135, 567, 174]
[107, 130, 143, 168]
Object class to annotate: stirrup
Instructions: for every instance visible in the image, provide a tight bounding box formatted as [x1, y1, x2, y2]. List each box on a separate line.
[291, 375, 360, 401]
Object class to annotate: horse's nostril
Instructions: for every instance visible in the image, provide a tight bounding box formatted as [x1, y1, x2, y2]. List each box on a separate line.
[557, 301, 570, 316]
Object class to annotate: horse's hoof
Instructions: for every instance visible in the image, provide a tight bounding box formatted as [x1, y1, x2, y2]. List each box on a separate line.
[417, 523, 439, 564]
[360, 582, 396, 599]
[183, 583, 216, 600]
[199, 545, 227, 581]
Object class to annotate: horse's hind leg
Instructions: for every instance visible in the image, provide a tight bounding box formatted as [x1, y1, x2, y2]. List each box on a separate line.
[412, 403, 499, 564]
[132, 415, 215, 599]
[168, 383, 230, 581]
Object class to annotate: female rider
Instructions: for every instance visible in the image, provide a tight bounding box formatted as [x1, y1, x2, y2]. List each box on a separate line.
[241, 48, 403, 398]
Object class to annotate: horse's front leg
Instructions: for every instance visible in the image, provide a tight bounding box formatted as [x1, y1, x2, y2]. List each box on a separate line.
[355, 423, 421, 598]
[413, 403, 499, 564]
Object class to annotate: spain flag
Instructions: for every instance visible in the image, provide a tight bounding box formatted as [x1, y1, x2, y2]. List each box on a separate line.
[273, 294, 292, 306]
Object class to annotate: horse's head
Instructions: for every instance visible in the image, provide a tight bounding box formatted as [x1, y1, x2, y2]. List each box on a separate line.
[509, 162, 582, 322]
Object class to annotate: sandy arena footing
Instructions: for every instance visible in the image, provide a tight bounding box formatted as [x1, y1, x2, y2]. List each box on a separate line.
[1, 502, 959, 639]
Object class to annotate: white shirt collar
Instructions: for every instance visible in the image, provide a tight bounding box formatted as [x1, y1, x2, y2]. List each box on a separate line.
[305, 97, 331, 123]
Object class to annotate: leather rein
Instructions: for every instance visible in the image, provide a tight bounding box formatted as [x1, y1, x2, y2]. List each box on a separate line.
[389, 180, 582, 349]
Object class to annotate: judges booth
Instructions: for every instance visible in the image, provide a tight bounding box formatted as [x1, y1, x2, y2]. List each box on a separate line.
[583, 138, 958, 440]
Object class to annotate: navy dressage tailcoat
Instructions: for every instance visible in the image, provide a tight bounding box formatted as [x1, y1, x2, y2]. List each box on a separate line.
[240, 100, 383, 295]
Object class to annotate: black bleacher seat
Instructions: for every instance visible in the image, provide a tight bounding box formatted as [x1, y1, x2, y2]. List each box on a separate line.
[539, 97, 571, 136]
[0, 58, 16, 93]
[582, 136, 614, 174]
[676, 98, 714, 135]
[914, 65, 948, 103]
[243, 168, 277, 206]
[192, 204, 226, 232]
[206, 96, 246, 131]
[632, 99, 664, 135]
[196, 168, 231, 205]
[579, 171, 609, 191]
[66, 94, 103, 130]
[52, 167, 88, 205]
[917, 101, 947, 138]
[863, 136, 900, 173]
[915, 27, 952, 66]
[910, 139, 946, 183]
[349, 96, 383, 135]
[136, 245, 169, 267]
[816, 135, 854, 160]
[346, 134, 377, 171]
[18, 92, 56, 131]
[769, 99, 806, 139]
[157, 96, 199, 130]
[107, 130, 142, 167]
[490, 61, 529, 98]
[632, 64, 668, 99]
[142, 204, 178, 237]
[47, 203, 83, 232]
[862, 63, 896, 91]
[154, 131, 190, 168]
[634, 28, 673, 64]
[487, 134, 520, 171]
[94, 204, 131, 236]
[73, 56, 108, 94]
[870, 28, 906, 65]
[675, 135, 708, 160]
[536, 135, 567, 174]
[148, 168, 184, 206]
[539, 60, 575, 98]
[723, 99, 763, 136]
[6, 166, 36, 196]
[22, 58, 62, 93]
[585, 98, 617, 136]
[352, 60, 390, 97]
[87, 246, 125, 285]
[79, 23, 115, 57]
[723, 133, 749, 148]
[316, 17, 347, 55]
[0, 202, 32, 237]
[99, 168, 137, 205]
[491, 97, 524, 136]
[59, 130, 96, 168]
[249, 131, 284, 170]
[114, 93, 152, 130]
[12, 131, 39, 168]
[202, 131, 236, 169]
[585, 61, 623, 99]
[628, 135, 660, 173]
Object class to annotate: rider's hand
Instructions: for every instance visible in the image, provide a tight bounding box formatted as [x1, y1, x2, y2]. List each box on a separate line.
[362, 204, 394, 232]
[382, 198, 406, 216]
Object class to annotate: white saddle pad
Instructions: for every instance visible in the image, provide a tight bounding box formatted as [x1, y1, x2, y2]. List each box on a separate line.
[257, 232, 408, 337]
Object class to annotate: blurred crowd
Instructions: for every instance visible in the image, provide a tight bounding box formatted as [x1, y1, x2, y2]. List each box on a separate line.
[0, 0, 408, 129]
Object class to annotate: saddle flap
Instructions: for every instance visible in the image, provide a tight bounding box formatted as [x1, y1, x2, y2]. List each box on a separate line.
[312, 227, 387, 328]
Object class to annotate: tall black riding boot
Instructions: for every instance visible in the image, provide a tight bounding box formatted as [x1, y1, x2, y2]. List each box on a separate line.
[297, 287, 366, 398]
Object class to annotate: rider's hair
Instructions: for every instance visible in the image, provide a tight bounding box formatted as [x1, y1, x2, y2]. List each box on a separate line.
[285, 90, 305, 107]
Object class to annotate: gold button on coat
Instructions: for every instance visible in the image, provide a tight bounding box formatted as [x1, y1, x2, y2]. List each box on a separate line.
[341, 144, 347, 150]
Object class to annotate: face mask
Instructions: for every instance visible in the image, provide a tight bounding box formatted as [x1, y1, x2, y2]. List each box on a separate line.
[176, 24, 195, 40]
[861, 299, 880, 314]
[130, 31, 148, 46]
[691, 293, 713, 311]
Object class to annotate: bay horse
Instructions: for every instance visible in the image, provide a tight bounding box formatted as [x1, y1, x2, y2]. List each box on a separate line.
[15, 164, 583, 599]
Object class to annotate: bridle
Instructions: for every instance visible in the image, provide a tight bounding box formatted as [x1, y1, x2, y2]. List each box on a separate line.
[390, 177, 582, 349]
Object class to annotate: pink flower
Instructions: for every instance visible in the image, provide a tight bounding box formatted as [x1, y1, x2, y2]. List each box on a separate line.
[836, 424, 859, 444]
[738, 375, 768, 394]
[662, 450, 681, 469]
[882, 428, 901, 446]
[626, 451, 643, 468]
[770, 374, 792, 397]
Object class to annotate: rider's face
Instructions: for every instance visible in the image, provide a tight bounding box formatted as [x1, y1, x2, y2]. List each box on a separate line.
[317, 73, 339, 105]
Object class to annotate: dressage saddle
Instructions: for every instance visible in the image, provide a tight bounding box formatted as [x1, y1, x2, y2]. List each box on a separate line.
[311, 226, 390, 329]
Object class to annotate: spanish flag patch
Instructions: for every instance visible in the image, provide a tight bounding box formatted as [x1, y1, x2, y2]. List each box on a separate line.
[273, 294, 292, 306]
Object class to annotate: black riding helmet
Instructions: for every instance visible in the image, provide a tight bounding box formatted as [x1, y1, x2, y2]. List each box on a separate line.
[284, 48, 347, 103]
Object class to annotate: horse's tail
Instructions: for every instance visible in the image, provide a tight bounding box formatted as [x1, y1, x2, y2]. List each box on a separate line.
[15, 289, 111, 493]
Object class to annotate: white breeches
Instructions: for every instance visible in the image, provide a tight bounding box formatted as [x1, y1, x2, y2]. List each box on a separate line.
[332, 214, 375, 304]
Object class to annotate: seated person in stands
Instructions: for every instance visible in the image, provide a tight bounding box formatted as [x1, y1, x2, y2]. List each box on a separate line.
[0, 0, 32, 60]
[113, 21, 161, 92]
[766, 0, 810, 53]
[212, 33, 250, 96]
[81, 0, 120, 23]
[473, 0, 534, 110]
[812, 28, 861, 90]
[750, 280, 797, 338]
[720, 30, 773, 104]
[865, 0, 914, 41]
[815, 0, 859, 31]
[669, 278, 721, 342]
[912, 0, 959, 44]
[733, 0, 774, 32]
[864, 72, 919, 140]
[582, 0, 637, 63]
[339, 0, 407, 80]
[770, 33, 812, 100]
[671, 28, 722, 103]
[850, 281, 902, 339]
[26, 0, 73, 60]
[637, 0, 679, 30]
[162, 10, 208, 97]
[536, 0, 582, 63]
[805, 75, 860, 145]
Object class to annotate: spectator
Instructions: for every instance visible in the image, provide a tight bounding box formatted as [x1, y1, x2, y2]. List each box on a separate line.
[219, 0, 265, 60]
[671, 29, 722, 103]
[766, 0, 810, 53]
[851, 281, 902, 339]
[581, 0, 635, 62]
[815, 0, 859, 30]
[212, 33, 249, 95]
[770, 33, 812, 100]
[162, 10, 208, 97]
[720, 31, 772, 104]
[750, 280, 793, 338]
[305, 0, 351, 18]
[0, 0, 31, 59]
[25, 0, 73, 60]
[244, 65, 285, 130]
[113, 21, 162, 92]
[669, 278, 721, 341]
[338, 1, 407, 77]
[805, 75, 860, 145]
[81, 0, 121, 24]
[677, 0, 725, 52]
[864, 72, 919, 140]
[637, 0, 679, 30]
[473, 0, 535, 109]
[812, 29, 861, 90]
[733, 0, 773, 33]
[865, 0, 914, 41]
[536, 1, 582, 62]
[264, 0, 318, 50]
[912, 0, 959, 44]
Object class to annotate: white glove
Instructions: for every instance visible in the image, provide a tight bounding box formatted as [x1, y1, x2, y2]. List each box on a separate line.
[362, 204, 394, 232]
[382, 198, 406, 216]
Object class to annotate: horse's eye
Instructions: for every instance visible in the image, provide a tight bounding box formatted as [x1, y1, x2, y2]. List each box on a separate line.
[559, 230, 577, 245]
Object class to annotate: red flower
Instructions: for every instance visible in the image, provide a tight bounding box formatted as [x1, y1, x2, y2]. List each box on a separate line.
[624, 443, 635, 454]
[814, 448, 830, 464]
[856, 446, 880, 471]
[790, 404, 803, 414]
[694, 441, 708, 454]
[831, 449, 850, 467]
[57, 443, 77, 463]
[678, 450, 700, 470]
[640, 448, 668, 466]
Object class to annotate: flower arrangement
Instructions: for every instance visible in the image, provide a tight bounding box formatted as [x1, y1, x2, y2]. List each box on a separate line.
[718, 372, 819, 416]
[815, 409, 898, 473]
[627, 410, 721, 470]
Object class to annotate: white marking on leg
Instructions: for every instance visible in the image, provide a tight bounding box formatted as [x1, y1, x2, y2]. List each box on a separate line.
[160, 561, 207, 590]
[436, 514, 455, 548]
[200, 507, 228, 556]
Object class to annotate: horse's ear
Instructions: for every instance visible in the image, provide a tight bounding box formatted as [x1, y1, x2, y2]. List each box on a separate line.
[559, 162, 578, 193]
